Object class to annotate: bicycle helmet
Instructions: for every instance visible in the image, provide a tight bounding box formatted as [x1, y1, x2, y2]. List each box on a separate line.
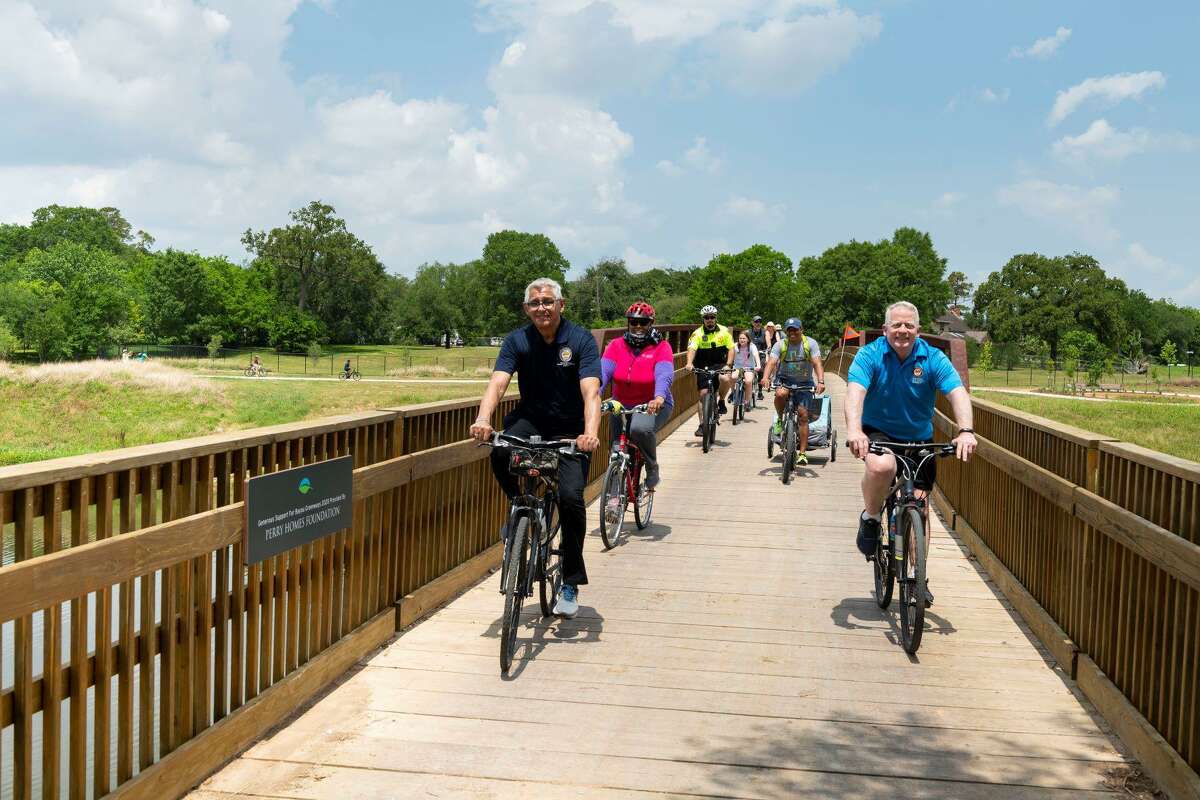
[626, 301, 655, 320]
[624, 301, 657, 348]
[700, 304, 718, 316]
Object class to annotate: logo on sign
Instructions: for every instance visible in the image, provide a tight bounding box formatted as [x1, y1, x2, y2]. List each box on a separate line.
[298, 477, 312, 494]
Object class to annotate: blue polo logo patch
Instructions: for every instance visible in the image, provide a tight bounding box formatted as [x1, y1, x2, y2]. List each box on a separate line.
[911, 365, 925, 384]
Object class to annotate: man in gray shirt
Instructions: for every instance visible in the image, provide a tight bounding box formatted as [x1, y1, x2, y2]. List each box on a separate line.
[761, 317, 826, 465]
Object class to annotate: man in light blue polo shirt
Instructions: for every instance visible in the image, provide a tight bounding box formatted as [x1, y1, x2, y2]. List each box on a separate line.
[845, 301, 977, 602]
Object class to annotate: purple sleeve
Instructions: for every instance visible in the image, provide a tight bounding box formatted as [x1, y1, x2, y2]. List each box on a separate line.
[600, 357, 616, 395]
[653, 360, 674, 401]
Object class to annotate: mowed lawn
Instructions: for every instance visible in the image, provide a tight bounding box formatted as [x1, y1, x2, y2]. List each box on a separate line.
[0, 361, 488, 466]
[975, 390, 1200, 464]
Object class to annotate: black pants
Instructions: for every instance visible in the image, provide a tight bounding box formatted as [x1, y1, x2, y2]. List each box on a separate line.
[863, 425, 937, 491]
[490, 417, 590, 587]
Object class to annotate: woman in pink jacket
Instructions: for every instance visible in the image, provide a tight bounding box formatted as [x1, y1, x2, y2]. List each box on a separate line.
[600, 301, 675, 488]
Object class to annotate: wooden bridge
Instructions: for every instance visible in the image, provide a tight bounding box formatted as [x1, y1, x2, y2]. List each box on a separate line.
[188, 376, 1135, 799]
[2, 332, 1197, 799]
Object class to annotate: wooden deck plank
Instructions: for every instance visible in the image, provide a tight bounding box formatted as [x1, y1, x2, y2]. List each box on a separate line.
[190, 376, 1130, 799]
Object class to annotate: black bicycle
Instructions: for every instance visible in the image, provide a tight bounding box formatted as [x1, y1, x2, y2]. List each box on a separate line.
[693, 366, 733, 453]
[338, 369, 362, 381]
[484, 431, 574, 673]
[766, 385, 809, 485]
[599, 401, 654, 549]
[729, 370, 754, 424]
[868, 441, 956, 654]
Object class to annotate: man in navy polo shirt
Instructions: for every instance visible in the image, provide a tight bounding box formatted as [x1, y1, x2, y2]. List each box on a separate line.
[845, 301, 977, 603]
[470, 277, 601, 618]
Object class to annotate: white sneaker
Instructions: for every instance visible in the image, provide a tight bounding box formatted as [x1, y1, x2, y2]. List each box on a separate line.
[553, 585, 579, 618]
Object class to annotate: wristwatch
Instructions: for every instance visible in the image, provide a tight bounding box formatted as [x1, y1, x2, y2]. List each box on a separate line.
[958, 428, 974, 434]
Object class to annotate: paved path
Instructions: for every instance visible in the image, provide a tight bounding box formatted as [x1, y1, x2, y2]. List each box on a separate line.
[191, 376, 1135, 799]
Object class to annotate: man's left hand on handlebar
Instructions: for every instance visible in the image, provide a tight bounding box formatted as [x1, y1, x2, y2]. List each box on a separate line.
[952, 430, 977, 462]
[575, 433, 600, 453]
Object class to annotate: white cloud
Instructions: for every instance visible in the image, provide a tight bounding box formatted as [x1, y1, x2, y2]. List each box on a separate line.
[935, 192, 965, 210]
[684, 137, 722, 173]
[979, 87, 1011, 104]
[996, 179, 1120, 245]
[622, 245, 668, 271]
[712, 8, 882, 94]
[718, 194, 785, 229]
[1126, 242, 1169, 273]
[1048, 71, 1166, 127]
[1052, 118, 1200, 165]
[0, 1, 650, 270]
[1009, 26, 1071, 60]
[482, 1, 879, 97]
[656, 159, 684, 176]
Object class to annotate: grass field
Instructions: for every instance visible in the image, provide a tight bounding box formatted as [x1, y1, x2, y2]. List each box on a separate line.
[975, 390, 1200, 463]
[0, 361, 486, 466]
[161, 345, 502, 379]
[970, 366, 1200, 394]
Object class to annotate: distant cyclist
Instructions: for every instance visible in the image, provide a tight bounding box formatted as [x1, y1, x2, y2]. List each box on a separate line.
[748, 316, 768, 399]
[684, 305, 735, 436]
[761, 318, 824, 466]
[845, 301, 977, 604]
[731, 330, 760, 407]
[342, 358, 353, 378]
[249, 355, 263, 376]
[599, 301, 674, 489]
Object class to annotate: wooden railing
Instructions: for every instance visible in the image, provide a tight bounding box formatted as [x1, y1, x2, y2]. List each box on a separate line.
[827, 344, 1200, 800]
[0, 346, 698, 799]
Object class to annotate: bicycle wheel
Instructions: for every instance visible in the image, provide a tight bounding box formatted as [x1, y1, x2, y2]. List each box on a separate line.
[700, 394, 713, 453]
[766, 423, 775, 458]
[781, 417, 796, 485]
[500, 514, 530, 673]
[352, 370, 361, 381]
[731, 387, 740, 425]
[599, 461, 628, 549]
[873, 517, 894, 609]
[633, 461, 654, 529]
[898, 506, 927, 654]
[830, 430, 838, 463]
[538, 505, 562, 617]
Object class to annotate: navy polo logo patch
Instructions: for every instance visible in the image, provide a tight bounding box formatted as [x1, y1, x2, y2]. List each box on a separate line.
[558, 347, 573, 364]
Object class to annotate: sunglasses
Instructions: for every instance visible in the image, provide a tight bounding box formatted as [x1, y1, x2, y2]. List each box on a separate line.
[702, 315, 716, 321]
[525, 298, 558, 309]
[627, 319, 651, 328]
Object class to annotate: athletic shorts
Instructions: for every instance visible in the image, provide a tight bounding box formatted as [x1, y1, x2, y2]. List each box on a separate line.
[863, 425, 937, 492]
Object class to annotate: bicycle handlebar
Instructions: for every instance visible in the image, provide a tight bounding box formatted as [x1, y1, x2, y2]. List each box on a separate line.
[867, 441, 957, 458]
[691, 366, 735, 375]
[601, 401, 651, 415]
[483, 431, 579, 455]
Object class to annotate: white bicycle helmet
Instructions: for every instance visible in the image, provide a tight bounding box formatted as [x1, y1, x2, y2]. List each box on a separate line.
[700, 304, 718, 316]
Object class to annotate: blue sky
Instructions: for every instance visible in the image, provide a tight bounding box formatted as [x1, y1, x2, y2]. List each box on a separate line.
[1, 0, 1197, 302]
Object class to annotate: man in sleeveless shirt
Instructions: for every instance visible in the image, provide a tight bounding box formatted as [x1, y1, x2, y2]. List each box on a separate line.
[761, 318, 825, 466]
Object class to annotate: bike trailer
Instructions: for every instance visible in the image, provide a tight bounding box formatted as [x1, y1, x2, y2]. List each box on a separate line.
[806, 394, 833, 449]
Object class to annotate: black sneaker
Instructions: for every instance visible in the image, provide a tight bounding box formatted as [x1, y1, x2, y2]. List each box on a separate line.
[856, 515, 880, 559]
[718, 399, 728, 416]
[694, 425, 704, 437]
[924, 586, 934, 608]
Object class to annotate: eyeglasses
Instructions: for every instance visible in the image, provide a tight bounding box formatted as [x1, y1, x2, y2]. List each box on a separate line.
[627, 319, 651, 328]
[525, 298, 558, 309]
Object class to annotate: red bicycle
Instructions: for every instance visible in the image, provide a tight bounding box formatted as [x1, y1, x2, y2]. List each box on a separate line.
[599, 401, 654, 549]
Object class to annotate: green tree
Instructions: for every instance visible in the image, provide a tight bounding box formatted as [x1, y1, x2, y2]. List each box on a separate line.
[242, 201, 356, 314]
[687, 244, 801, 327]
[28, 205, 132, 254]
[268, 307, 324, 351]
[796, 228, 953, 344]
[0, 319, 17, 360]
[972, 252, 1126, 357]
[570, 258, 633, 326]
[947, 270, 973, 307]
[143, 249, 214, 343]
[394, 263, 474, 344]
[1161, 341, 1178, 381]
[975, 341, 994, 371]
[476, 231, 569, 333]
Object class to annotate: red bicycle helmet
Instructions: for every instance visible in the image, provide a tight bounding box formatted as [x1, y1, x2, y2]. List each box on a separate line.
[626, 300, 655, 320]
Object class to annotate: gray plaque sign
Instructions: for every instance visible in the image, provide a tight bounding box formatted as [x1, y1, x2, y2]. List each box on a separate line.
[244, 455, 353, 564]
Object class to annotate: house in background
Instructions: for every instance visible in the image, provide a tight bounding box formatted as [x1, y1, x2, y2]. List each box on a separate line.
[932, 305, 990, 345]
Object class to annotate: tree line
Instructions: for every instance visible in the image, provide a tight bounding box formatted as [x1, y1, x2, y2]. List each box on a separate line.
[0, 201, 1194, 366]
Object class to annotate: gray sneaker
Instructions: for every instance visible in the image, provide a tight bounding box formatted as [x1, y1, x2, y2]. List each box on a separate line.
[553, 585, 579, 618]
